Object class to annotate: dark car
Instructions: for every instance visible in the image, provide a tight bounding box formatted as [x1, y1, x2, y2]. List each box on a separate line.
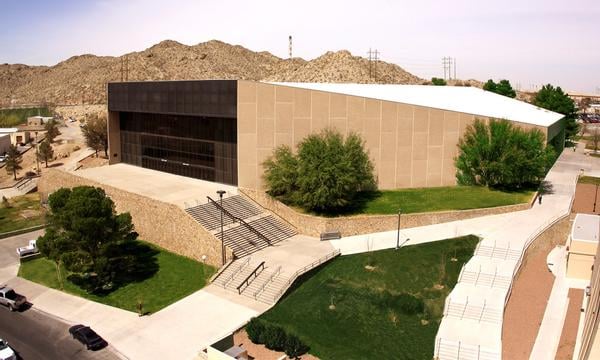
[68, 325, 108, 350]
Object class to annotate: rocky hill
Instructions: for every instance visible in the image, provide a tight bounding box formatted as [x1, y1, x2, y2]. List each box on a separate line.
[0, 40, 426, 106]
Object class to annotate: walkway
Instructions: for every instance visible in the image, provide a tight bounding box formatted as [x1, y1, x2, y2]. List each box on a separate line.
[330, 146, 585, 359]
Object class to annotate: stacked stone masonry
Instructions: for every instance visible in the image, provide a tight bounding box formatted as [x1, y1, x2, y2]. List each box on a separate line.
[38, 169, 229, 267]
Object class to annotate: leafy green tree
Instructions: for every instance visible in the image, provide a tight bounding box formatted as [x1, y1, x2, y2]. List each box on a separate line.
[455, 119, 555, 188]
[483, 79, 516, 98]
[533, 84, 578, 141]
[37, 186, 138, 291]
[431, 77, 447, 86]
[4, 145, 22, 180]
[37, 139, 54, 167]
[81, 113, 108, 157]
[263, 129, 376, 213]
[44, 119, 60, 143]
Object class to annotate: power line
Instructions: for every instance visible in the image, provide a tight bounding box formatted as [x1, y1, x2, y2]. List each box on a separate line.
[442, 56, 455, 80]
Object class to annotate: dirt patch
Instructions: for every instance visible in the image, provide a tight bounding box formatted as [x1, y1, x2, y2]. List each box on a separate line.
[233, 329, 319, 360]
[556, 288, 584, 359]
[78, 153, 108, 170]
[502, 216, 572, 360]
[572, 183, 600, 214]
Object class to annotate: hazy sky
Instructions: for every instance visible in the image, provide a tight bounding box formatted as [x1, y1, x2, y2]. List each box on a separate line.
[1, 0, 599, 93]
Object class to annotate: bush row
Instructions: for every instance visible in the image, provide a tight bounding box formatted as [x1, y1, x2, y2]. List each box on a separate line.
[245, 317, 309, 358]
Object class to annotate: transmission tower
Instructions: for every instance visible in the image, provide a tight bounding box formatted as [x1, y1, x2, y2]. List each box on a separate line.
[442, 57, 454, 80]
[367, 48, 380, 82]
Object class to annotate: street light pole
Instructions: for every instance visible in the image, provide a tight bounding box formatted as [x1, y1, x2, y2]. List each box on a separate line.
[396, 208, 401, 250]
[217, 190, 226, 265]
[34, 131, 40, 174]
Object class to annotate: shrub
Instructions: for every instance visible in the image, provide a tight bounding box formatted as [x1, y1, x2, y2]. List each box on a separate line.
[263, 324, 287, 351]
[431, 77, 447, 86]
[263, 129, 376, 213]
[285, 333, 310, 358]
[245, 317, 266, 344]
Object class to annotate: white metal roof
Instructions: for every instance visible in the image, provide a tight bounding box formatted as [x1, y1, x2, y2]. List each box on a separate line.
[268, 82, 564, 127]
[0, 128, 18, 133]
[571, 213, 600, 243]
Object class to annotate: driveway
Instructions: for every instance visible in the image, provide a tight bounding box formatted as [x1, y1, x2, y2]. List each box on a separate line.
[0, 230, 44, 283]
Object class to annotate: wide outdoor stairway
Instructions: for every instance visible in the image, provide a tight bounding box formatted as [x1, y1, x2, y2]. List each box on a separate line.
[212, 249, 341, 305]
[473, 242, 521, 262]
[185, 195, 297, 258]
[458, 266, 512, 291]
[444, 300, 503, 325]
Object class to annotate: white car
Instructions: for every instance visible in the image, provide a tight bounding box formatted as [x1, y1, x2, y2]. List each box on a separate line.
[16, 239, 38, 257]
[0, 339, 16, 360]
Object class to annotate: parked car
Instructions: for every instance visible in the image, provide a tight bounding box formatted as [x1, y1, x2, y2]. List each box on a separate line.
[0, 286, 27, 312]
[0, 339, 16, 360]
[16, 239, 38, 257]
[69, 325, 108, 350]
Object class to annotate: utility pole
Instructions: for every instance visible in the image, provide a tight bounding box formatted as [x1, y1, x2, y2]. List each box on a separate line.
[289, 35, 292, 59]
[442, 57, 454, 80]
[453, 57, 456, 80]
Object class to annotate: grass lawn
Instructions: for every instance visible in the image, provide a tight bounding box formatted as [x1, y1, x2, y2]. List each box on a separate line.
[18, 241, 216, 313]
[259, 235, 479, 360]
[0, 193, 46, 233]
[359, 186, 534, 214]
[579, 176, 600, 185]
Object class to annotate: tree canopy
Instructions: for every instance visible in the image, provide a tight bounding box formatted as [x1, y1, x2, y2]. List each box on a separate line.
[483, 79, 517, 98]
[263, 129, 376, 213]
[37, 140, 54, 168]
[81, 114, 108, 157]
[4, 145, 22, 180]
[431, 77, 447, 86]
[533, 84, 578, 141]
[44, 119, 60, 143]
[37, 186, 139, 291]
[455, 119, 555, 188]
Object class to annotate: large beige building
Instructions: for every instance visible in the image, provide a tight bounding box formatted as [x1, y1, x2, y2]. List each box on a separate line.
[107, 80, 565, 191]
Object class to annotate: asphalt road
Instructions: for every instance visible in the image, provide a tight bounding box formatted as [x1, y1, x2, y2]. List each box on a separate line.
[0, 233, 120, 360]
[0, 306, 119, 360]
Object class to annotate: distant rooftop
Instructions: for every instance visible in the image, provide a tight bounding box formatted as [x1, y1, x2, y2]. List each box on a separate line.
[572, 214, 600, 243]
[0, 128, 18, 133]
[268, 82, 564, 127]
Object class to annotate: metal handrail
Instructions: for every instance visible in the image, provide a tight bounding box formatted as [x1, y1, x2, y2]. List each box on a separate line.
[236, 261, 265, 294]
[272, 249, 341, 302]
[254, 265, 281, 299]
[207, 196, 272, 246]
[222, 257, 251, 288]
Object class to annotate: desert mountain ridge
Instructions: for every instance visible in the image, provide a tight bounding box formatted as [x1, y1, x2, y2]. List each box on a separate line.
[0, 39, 483, 107]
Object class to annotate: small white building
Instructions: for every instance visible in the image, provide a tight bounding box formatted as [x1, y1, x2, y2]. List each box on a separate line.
[0, 127, 30, 146]
[567, 213, 600, 280]
[0, 134, 10, 155]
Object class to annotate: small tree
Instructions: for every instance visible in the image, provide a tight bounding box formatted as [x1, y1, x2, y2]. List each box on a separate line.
[81, 113, 108, 157]
[533, 84, 578, 141]
[263, 129, 376, 213]
[37, 186, 138, 291]
[431, 77, 447, 86]
[455, 119, 555, 188]
[44, 119, 60, 143]
[483, 79, 517, 98]
[4, 145, 22, 180]
[38, 140, 54, 168]
[592, 127, 600, 152]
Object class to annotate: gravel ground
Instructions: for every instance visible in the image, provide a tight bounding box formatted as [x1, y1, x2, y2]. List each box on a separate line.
[556, 288, 584, 359]
[571, 183, 599, 214]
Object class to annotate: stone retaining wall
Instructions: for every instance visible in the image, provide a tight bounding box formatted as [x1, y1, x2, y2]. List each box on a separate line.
[240, 188, 533, 237]
[38, 169, 227, 267]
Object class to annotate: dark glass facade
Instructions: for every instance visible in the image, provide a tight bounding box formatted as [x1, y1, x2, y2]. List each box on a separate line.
[119, 112, 237, 185]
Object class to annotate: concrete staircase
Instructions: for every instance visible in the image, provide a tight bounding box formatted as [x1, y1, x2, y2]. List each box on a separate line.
[185, 194, 297, 258]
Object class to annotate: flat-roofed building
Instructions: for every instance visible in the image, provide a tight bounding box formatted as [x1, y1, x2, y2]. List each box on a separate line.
[107, 80, 565, 190]
[567, 214, 600, 280]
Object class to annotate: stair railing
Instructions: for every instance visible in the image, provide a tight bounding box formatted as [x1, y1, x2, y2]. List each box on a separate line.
[222, 257, 251, 288]
[207, 196, 272, 246]
[253, 266, 282, 299]
[236, 261, 265, 294]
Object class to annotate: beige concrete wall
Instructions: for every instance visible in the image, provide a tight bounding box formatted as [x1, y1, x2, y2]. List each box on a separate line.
[567, 253, 594, 280]
[240, 187, 532, 237]
[570, 240, 598, 255]
[38, 169, 226, 267]
[107, 110, 121, 165]
[237, 81, 549, 190]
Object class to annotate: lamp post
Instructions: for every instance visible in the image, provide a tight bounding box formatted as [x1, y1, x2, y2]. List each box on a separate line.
[396, 208, 401, 250]
[217, 190, 226, 265]
[34, 131, 40, 174]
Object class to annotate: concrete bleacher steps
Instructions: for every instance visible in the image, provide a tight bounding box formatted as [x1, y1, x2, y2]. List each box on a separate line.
[474, 243, 521, 261]
[458, 270, 512, 290]
[185, 194, 297, 258]
[435, 339, 501, 360]
[444, 301, 503, 324]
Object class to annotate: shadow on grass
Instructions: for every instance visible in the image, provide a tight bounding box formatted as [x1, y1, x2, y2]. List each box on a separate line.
[271, 191, 382, 218]
[67, 241, 159, 296]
